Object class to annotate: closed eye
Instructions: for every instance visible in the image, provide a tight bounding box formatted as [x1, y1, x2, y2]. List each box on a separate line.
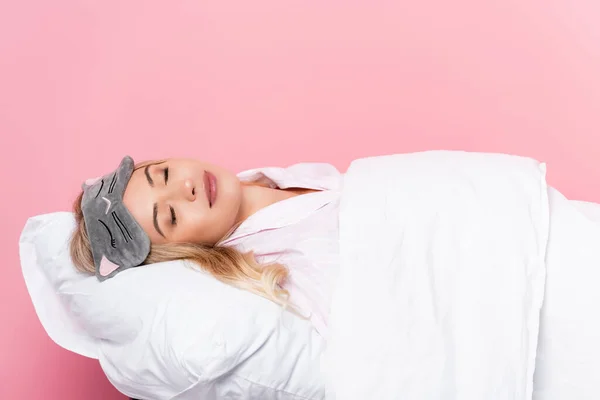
[170, 206, 177, 225]
[164, 167, 169, 185]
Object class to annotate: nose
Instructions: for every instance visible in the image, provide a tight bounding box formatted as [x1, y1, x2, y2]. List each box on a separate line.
[182, 179, 196, 202]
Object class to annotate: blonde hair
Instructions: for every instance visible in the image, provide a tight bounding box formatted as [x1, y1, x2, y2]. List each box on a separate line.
[69, 160, 291, 309]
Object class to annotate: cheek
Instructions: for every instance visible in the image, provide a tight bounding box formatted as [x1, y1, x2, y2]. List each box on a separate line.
[184, 206, 222, 233]
[185, 206, 210, 231]
[185, 211, 228, 244]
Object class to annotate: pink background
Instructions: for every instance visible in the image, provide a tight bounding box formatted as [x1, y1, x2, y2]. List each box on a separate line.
[2, 0, 600, 398]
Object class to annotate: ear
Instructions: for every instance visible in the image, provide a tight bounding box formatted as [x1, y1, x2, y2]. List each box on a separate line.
[99, 256, 120, 277]
[85, 177, 101, 186]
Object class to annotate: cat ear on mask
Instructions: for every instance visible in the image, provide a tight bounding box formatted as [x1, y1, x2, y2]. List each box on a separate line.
[99, 256, 120, 278]
[85, 177, 101, 186]
[81, 177, 101, 191]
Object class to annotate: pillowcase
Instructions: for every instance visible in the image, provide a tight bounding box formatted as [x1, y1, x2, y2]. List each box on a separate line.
[20, 212, 326, 400]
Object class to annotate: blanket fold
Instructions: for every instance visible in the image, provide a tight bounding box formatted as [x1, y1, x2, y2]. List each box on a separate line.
[324, 151, 550, 400]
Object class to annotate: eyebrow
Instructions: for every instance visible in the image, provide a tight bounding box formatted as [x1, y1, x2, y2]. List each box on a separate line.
[153, 203, 165, 238]
[144, 163, 166, 238]
[144, 165, 154, 187]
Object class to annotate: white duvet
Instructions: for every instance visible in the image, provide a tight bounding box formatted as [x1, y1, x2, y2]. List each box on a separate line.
[324, 151, 551, 400]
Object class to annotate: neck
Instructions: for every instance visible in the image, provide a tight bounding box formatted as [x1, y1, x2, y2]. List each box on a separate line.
[234, 182, 275, 225]
[235, 181, 307, 225]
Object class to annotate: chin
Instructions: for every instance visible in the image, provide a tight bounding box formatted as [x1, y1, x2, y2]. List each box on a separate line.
[215, 172, 242, 208]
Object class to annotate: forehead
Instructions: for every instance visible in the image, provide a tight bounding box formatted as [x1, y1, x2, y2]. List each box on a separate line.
[123, 164, 159, 242]
[126, 164, 152, 196]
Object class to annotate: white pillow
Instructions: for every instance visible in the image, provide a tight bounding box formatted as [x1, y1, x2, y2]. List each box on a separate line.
[20, 212, 326, 400]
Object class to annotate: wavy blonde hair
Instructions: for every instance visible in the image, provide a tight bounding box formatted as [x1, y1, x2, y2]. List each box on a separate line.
[69, 160, 291, 309]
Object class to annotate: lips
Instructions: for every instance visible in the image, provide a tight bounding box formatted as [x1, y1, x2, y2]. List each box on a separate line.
[203, 170, 217, 207]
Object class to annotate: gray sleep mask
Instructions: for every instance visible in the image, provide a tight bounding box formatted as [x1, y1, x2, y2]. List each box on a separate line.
[81, 156, 151, 281]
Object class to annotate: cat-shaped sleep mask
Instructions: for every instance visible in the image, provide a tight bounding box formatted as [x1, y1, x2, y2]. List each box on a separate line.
[81, 156, 150, 281]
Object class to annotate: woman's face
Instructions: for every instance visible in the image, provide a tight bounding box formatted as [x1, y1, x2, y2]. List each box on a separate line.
[123, 158, 243, 246]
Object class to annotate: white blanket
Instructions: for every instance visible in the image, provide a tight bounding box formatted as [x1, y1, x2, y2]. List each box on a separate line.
[323, 151, 550, 400]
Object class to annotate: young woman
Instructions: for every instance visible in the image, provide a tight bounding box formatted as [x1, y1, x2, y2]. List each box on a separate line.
[69, 156, 342, 336]
[66, 152, 600, 399]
